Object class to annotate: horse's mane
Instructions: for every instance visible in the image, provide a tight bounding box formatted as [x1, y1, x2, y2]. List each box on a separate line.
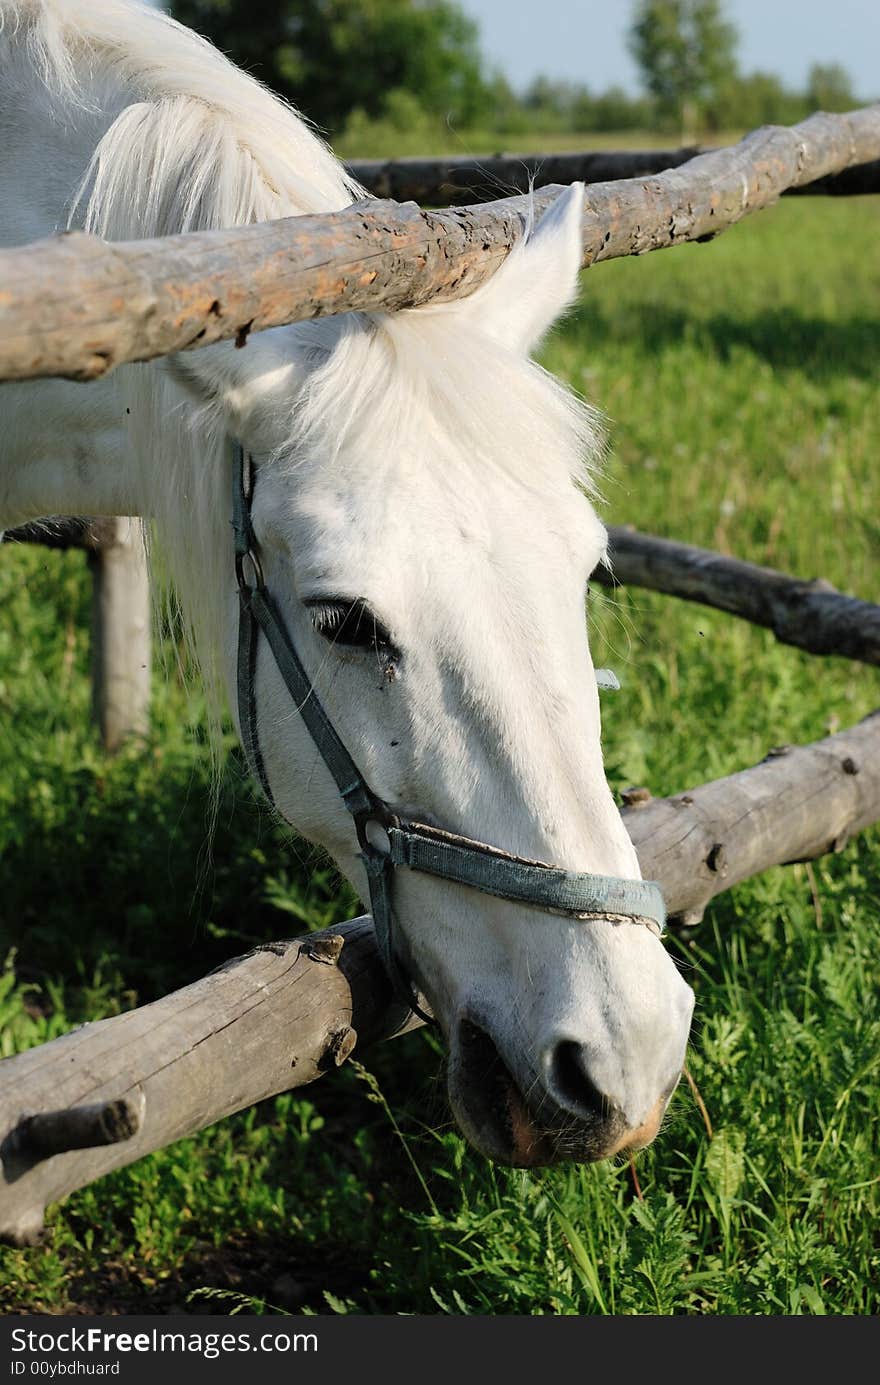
[2, 0, 603, 735]
[0, 0, 361, 225]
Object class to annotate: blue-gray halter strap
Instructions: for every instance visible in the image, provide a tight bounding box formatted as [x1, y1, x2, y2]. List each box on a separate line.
[232, 444, 666, 1020]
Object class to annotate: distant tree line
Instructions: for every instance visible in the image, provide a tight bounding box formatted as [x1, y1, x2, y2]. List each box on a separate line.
[170, 0, 869, 146]
[512, 59, 862, 139]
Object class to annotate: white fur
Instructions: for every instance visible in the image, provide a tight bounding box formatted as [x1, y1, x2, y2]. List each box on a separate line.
[0, 0, 693, 1162]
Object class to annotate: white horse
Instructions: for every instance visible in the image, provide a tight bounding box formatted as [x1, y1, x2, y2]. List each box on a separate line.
[0, 0, 693, 1167]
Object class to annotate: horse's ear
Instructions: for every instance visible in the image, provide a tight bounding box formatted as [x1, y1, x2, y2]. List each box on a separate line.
[459, 181, 585, 356]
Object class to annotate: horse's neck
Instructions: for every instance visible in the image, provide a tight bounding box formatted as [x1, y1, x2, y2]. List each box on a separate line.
[0, 40, 129, 523]
[0, 25, 114, 242]
[0, 63, 205, 528]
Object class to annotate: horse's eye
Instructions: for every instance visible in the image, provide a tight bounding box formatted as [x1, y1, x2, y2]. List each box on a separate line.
[306, 598, 397, 657]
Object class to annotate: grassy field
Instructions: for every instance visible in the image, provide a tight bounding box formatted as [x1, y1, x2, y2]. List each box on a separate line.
[332, 123, 740, 160]
[1, 194, 878, 1316]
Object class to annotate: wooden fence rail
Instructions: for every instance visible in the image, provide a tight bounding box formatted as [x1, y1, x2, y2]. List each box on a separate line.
[346, 147, 706, 204]
[596, 527, 880, 666]
[2, 705, 877, 1245]
[0, 105, 877, 383]
[346, 146, 880, 206]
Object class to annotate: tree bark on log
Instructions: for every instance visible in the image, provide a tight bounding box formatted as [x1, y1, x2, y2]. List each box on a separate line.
[2, 709, 878, 1245]
[0, 106, 877, 383]
[597, 527, 880, 665]
[346, 147, 880, 206]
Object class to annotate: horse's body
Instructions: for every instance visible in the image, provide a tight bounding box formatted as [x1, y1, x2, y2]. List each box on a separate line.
[0, 0, 693, 1166]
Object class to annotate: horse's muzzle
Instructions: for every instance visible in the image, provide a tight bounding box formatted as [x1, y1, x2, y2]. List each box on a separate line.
[447, 1017, 679, 1167]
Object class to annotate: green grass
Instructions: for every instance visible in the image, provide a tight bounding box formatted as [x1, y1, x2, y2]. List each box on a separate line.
[1, 195, 878, 1315]
[334, 124, 739, 160]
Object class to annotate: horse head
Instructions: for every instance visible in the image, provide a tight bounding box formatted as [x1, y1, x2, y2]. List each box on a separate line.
[169, 184, 694, 1166]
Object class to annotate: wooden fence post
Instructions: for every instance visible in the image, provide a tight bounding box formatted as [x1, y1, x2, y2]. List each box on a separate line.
[87, 517, 151, 752]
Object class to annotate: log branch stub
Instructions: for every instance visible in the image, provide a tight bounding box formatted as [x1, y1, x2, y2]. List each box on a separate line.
[1, 106, 878, 382]
[13, 1094, 144, 1162]
[597, 526, 880, 666]
[320, 1027, 358, 1069]
[621, 786, 653, 808]
[303, 933, 346, 964]
[706, 843, 728, 876]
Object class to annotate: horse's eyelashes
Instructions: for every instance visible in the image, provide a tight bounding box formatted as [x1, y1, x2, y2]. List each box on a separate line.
[306, 598, 396, 656]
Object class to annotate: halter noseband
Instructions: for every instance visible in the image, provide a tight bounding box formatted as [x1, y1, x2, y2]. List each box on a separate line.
[231, 444, 666, 1022]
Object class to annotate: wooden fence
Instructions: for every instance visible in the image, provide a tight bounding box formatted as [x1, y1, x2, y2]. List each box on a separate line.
[344, 143, 880, 205]
[5, 517, 150, 753]
[2, 106, 880, 1241]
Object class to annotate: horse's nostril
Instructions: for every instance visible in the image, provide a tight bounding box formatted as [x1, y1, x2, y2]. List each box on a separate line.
[547, 1041, 615, 1123]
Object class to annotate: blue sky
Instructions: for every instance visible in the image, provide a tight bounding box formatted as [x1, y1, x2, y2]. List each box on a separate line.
[457, 1, 880, 100]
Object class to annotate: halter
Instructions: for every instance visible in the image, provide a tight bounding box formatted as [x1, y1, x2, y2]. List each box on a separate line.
[231, 444, 666, 1022]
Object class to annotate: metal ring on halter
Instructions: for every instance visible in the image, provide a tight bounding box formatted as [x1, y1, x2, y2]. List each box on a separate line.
[354, 806, 400, 859]
[235, 546, 265, 594]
